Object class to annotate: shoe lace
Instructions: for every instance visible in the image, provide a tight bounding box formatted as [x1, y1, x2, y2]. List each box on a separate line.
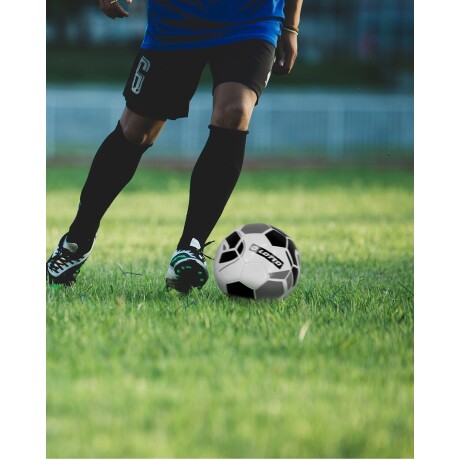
[49, 249, 75, 271]
[196, 240, 215, 261]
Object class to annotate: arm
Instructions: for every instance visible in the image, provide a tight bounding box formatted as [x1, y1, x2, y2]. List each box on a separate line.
[99, 0, 132, 19]
[273, 0, 303, 75]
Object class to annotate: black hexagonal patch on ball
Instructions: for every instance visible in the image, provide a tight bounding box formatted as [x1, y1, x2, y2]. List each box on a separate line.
[271, 226, 289, 237]
[226, 282, 255, 299]
[292, 266, 299, 285]
[219, 250, 239, 263]
[287, 239, 299, 266]
[265, 229, 287, 247]
[226, 231, 241, 249]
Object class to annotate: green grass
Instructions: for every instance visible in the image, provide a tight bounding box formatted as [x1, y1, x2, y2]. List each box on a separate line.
[46, 166, 414, 458]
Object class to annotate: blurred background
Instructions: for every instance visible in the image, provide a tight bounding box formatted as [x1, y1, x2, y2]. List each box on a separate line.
[46, 0, 414, 167]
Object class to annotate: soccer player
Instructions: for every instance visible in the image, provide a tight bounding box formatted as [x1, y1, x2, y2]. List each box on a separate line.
[46, 0, 303, 293]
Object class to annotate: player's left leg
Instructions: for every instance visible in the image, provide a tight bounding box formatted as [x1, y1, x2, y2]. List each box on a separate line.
[177, 81, 256, 247]
[178, 81, 256, 240]
[166, 82, 256, 293]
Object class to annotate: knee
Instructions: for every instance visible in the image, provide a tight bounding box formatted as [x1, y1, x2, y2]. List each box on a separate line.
[121, 124, 155, 148]
[119, 111, 165, 148]
[212, 104, 252, 131]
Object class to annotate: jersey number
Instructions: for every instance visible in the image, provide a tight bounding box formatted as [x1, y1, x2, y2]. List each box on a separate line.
[131, 56, 151, 95]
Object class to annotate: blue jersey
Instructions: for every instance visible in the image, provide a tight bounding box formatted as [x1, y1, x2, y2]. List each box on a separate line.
[141, 0, 285, 50]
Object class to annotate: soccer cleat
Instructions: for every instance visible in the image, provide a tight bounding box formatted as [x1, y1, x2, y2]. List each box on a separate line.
[46, 233, 95, 286]
[165, 238, 212, 293]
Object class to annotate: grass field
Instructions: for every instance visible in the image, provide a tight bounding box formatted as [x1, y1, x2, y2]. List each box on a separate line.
[46, 166, 414, 458]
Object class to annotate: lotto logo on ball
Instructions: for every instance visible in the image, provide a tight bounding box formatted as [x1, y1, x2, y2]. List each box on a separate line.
[249, 244, 284, 268]
[214, 223, 301, 300]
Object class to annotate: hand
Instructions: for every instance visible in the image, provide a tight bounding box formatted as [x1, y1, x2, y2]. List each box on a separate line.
[99, 0, 132, 19]
[272, 29, 298, 75]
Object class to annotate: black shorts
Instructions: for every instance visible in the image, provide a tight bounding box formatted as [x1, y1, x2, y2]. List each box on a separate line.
[123, 39, 275, 120]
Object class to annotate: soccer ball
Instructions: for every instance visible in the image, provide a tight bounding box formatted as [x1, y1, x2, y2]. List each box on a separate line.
[214, 223, 301, 300]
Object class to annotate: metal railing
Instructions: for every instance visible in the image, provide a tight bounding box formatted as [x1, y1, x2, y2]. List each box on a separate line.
[47, 85, 413, 160]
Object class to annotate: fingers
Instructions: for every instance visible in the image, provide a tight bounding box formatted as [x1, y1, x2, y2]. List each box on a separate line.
[275, 48, 297, 74]
[100, 0, 130, 19]
[273, 50, 284, 75]
[283, 45, 298, 74]
[272, 31, 298, 76]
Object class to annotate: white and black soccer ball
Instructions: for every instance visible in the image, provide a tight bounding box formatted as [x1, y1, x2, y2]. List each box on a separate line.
[214, 223, 301, 300]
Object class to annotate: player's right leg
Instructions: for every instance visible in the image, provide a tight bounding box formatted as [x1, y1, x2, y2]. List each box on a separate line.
[46, 108, 165, 286]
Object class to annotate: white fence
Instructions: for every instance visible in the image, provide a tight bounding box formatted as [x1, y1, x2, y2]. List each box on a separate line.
[47, 85, 413, 160]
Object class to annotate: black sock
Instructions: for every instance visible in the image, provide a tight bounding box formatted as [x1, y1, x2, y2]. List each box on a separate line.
[68, 122, 150, 245]
[178, 125, 248, 249]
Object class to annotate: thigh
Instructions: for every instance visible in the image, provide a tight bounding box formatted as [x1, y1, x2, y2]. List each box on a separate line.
[209, 39, 276, 104]
[123, 48, 207, 120]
